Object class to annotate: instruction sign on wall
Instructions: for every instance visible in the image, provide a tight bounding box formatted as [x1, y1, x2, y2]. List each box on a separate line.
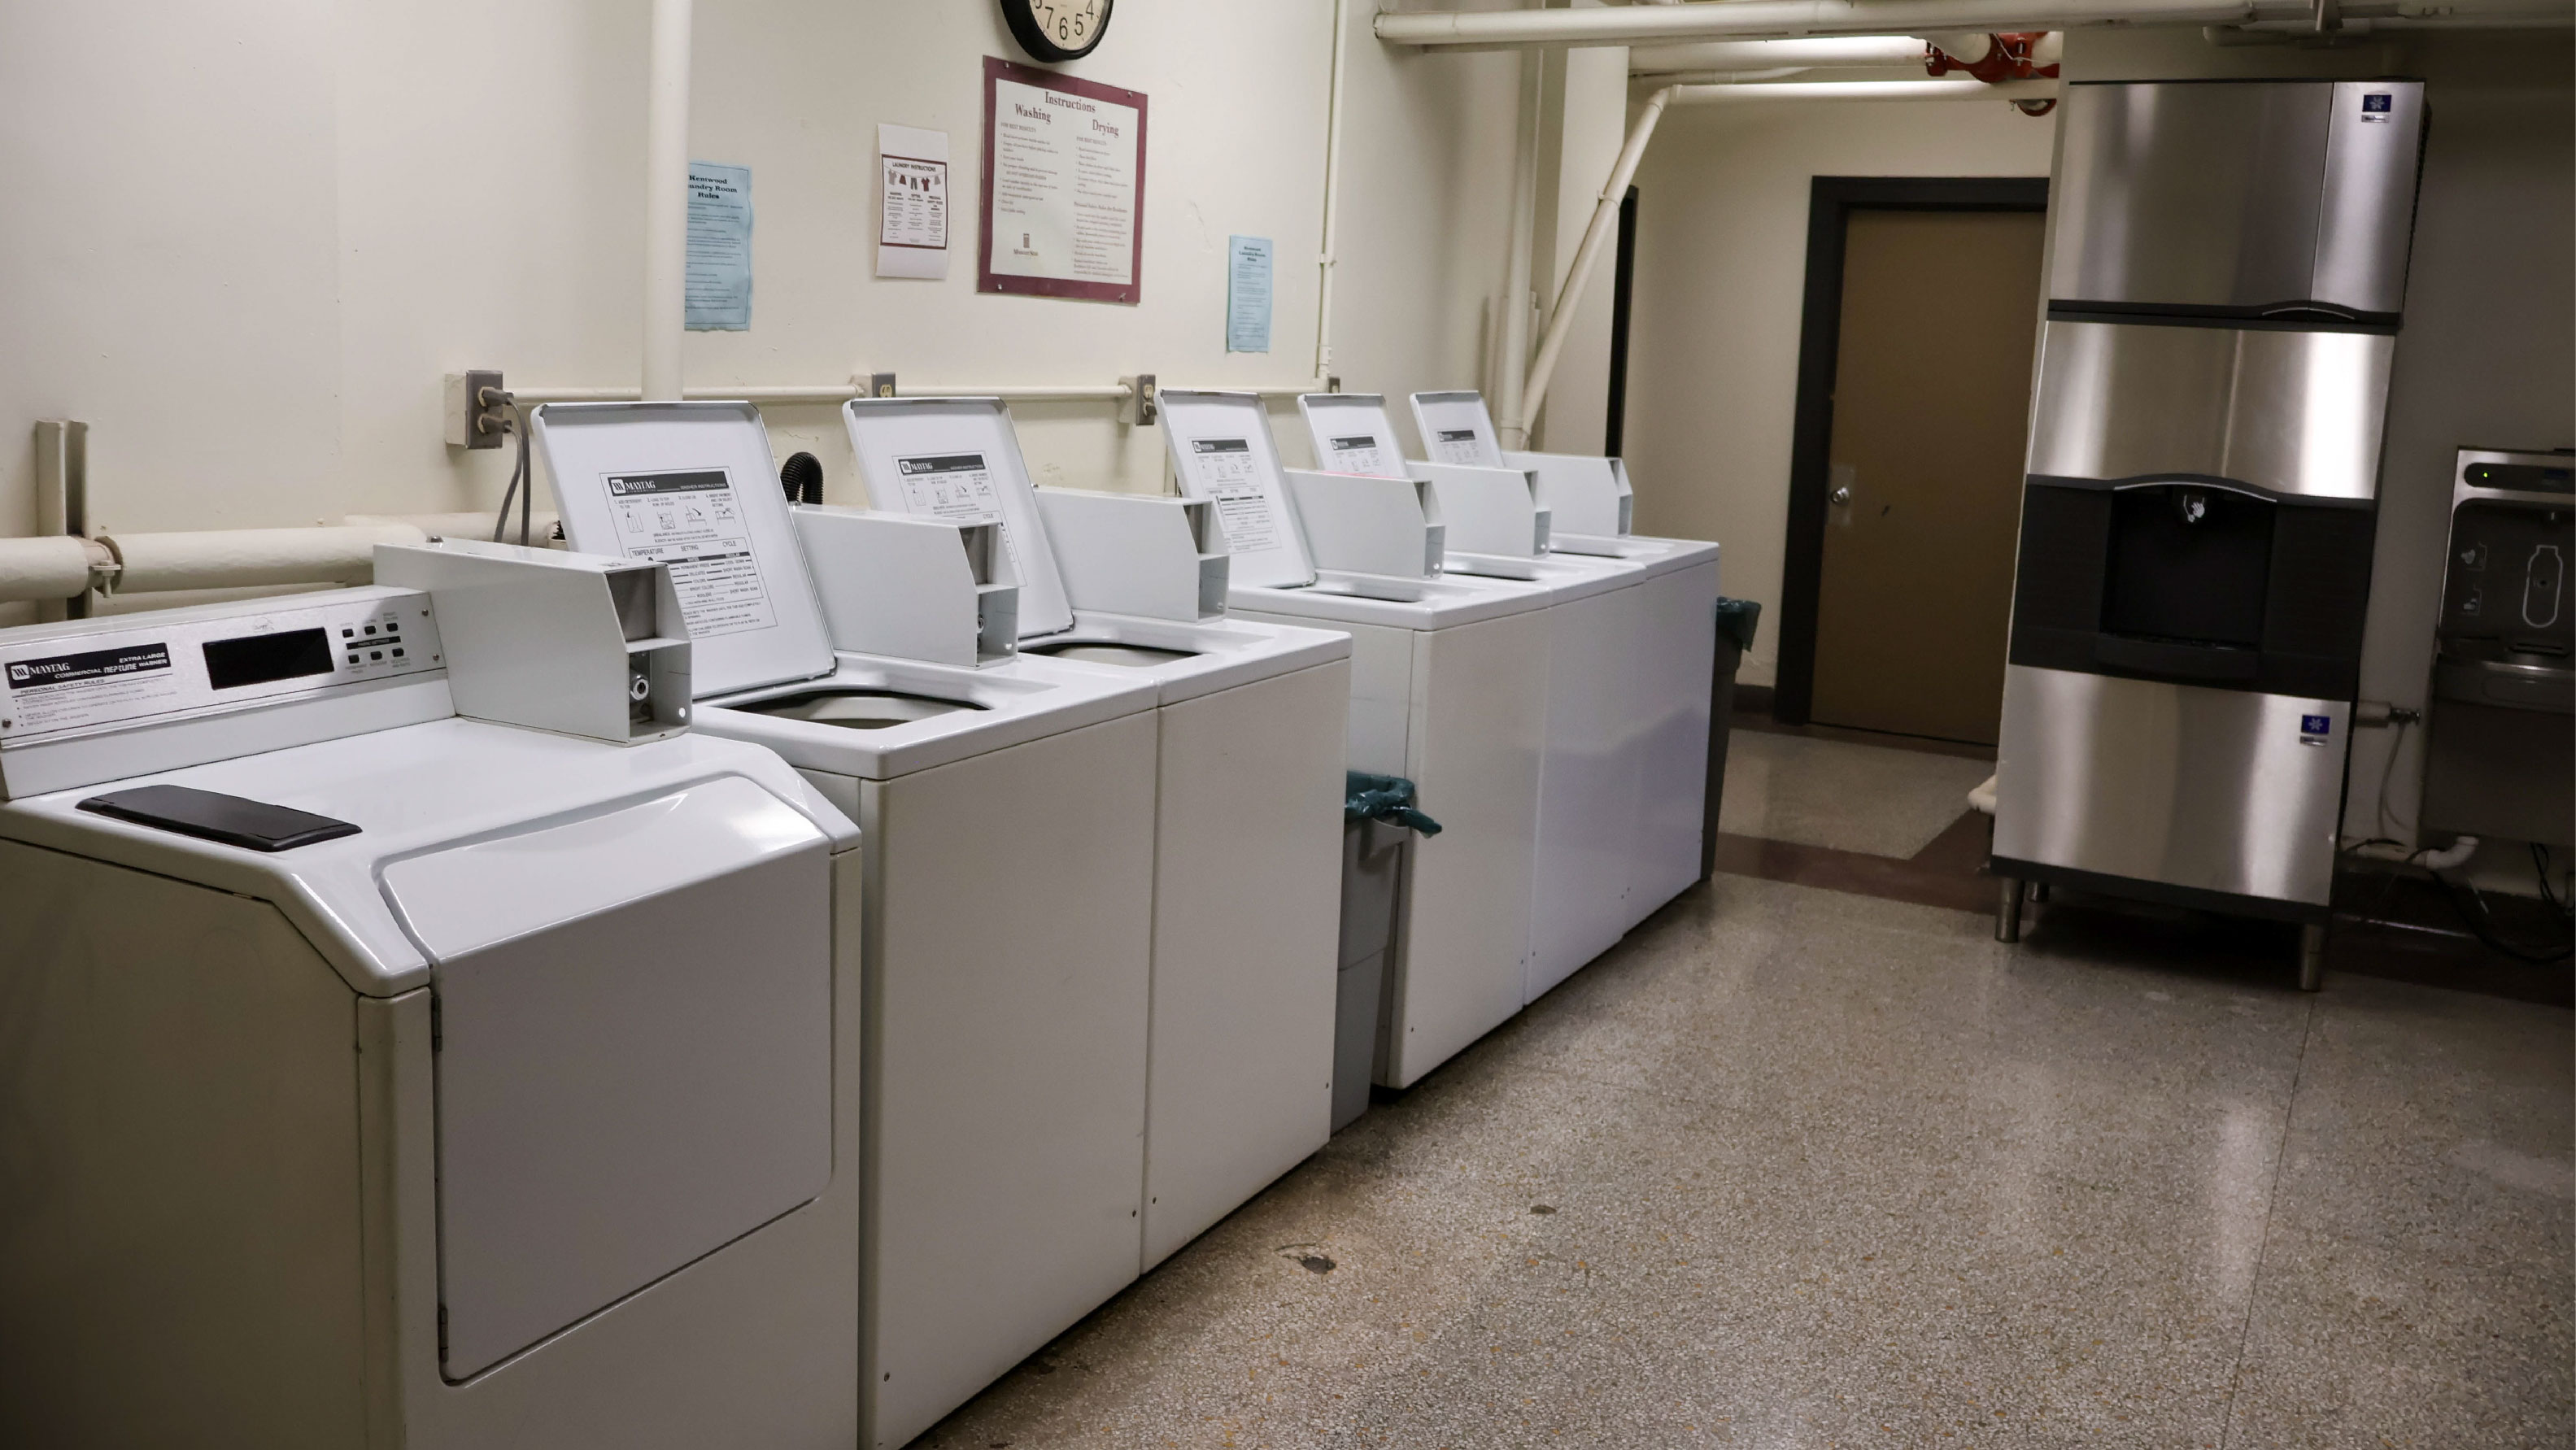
[979, 56, 1146, 304]
[685, 162, 752, 331]
[877, 124, 950, 281]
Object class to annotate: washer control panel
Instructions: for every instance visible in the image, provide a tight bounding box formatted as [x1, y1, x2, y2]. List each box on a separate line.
[0, 588, 445, 744]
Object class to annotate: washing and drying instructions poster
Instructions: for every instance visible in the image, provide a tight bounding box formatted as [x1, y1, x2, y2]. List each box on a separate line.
[1179, 438, 1284, 555]
[889, 451, 1033, 587]
[600, 468, 776, 638]
[1227, 236, 1271, 353]
[1428, 428, 1487, 465]
[1323, 433, 1397, 477]
[686, 162, 753, 330]
[877, 124, 950, 280]
[979, 56, 1146, 304]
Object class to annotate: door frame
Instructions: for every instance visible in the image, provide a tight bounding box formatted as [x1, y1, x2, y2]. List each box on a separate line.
[1772, 175, 2050, 726]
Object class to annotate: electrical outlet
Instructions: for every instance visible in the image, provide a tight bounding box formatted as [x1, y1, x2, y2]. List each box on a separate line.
[867, 372, 899, 398]
[1122, 372, 1157, 427]
[444, 369, 508, 449]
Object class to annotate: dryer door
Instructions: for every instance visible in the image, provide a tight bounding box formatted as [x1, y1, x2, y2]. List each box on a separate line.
[381, 775, 833, 1380]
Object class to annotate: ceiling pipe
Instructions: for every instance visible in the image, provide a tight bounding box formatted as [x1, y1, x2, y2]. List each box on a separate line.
[1630, 36, 1933, 72]
[1517, 67, 2055, 433]
[1493, 50, 1545, 449]
[641, 0, 693, 403]
[1519, 85, 1676, 441]
[1377, 0, 2253, 47]
[1669, 76, 2062, 100]
[1380, 0, 2568, 47]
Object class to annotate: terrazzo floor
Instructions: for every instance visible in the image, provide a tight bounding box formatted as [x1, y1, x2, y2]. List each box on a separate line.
[917, 748, 2573, 1449]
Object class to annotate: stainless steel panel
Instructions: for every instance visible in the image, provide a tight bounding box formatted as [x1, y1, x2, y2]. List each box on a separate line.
[2049, 82, 2330, 311]
[2026, 320, 2394, 500]
[2315, 83, 2428, 317]
[1994, 664, 2348, 907]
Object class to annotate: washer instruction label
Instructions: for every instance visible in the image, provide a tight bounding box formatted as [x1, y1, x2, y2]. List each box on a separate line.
[891, 452, 1032, 587]
[603, 468, 777, 638]
[1325, 433, 1395, 477]
[0, 642, 181, 737]
[1430, 428, 1484, 465]
[1182, 438, 1283, 555]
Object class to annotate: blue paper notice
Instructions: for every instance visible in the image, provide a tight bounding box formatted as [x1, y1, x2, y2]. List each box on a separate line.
[1227, 236, 1272, 355]
[686, 161, 752, 332]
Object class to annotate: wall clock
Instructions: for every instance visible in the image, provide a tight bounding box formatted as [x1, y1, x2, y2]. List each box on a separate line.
[1002, 0, 1111, 63]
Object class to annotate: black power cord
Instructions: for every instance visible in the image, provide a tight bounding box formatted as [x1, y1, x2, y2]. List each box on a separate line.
[780, 451, 824, 506]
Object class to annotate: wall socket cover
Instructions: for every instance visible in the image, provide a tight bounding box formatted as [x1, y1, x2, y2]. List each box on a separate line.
[445, 369, 508, 450]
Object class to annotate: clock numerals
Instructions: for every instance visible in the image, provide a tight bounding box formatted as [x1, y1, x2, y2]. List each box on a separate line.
[1007, 0, 1109, 62]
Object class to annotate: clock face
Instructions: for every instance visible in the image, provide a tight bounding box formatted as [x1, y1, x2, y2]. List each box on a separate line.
[1005, 0, 1111, 63]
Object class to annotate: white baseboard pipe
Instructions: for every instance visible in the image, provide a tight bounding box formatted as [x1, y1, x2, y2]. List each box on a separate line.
[642, 0, 694, 403]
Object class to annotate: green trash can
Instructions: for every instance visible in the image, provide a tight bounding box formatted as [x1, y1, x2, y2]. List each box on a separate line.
[1335, 773, 1441, 1131]
[1702, 598, 1762, 882]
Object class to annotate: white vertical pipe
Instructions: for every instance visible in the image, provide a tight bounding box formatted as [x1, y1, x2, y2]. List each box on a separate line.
[642, 0, 694, 403]
[1521, 86, 1673, 423]
[1493, 50, 1543, 448]
[1315, 0, 1351, 380]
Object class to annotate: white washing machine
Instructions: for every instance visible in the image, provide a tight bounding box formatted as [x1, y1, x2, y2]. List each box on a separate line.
[1160, 398, 1555, 1089]
[1409, 390, 1724, 940]
[1301, 393, 1667, 1004]
[842, 394, 1350, 1273]
[533, 401, 1162, 1450]
[0, 556, 861, 1450]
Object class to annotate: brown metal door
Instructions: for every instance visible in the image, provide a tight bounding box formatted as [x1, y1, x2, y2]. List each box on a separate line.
[1811, 208, 2044, 745]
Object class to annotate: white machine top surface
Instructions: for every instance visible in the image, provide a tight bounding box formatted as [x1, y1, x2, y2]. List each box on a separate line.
[1157, 390, 1318, 590]
[697, 649, 1157, 781]
[841, 396, 1075, 638]
[0, 716, 856, 996]
[1410, 390, 1507, 468]
[534, 401, 841, 698]
[1296, 393, 1411, 478]
[1018, 612, 1349, 706]
[1227, 570, 1553, 630]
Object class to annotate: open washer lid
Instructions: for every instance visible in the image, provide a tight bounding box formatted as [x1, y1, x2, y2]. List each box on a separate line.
[534, 402, 839, 699]
[1157, 389, 1316, 590]
[841, 397, 1074, 639]
[1409, 390, 1508, 468]
[1296, 393, 1413, 479]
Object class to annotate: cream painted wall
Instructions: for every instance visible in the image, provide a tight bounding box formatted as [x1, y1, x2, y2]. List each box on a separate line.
[1619, 97, 2059, 686]
[2065, 28, 2575, 873]
[1, 0, 1527, 608]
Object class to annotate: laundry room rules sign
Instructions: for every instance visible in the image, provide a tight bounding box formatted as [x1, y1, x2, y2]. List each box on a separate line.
[979, 56, 1146, 304]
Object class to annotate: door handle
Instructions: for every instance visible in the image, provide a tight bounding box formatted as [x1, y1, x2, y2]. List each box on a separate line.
[1829, 486, 1853, 507]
